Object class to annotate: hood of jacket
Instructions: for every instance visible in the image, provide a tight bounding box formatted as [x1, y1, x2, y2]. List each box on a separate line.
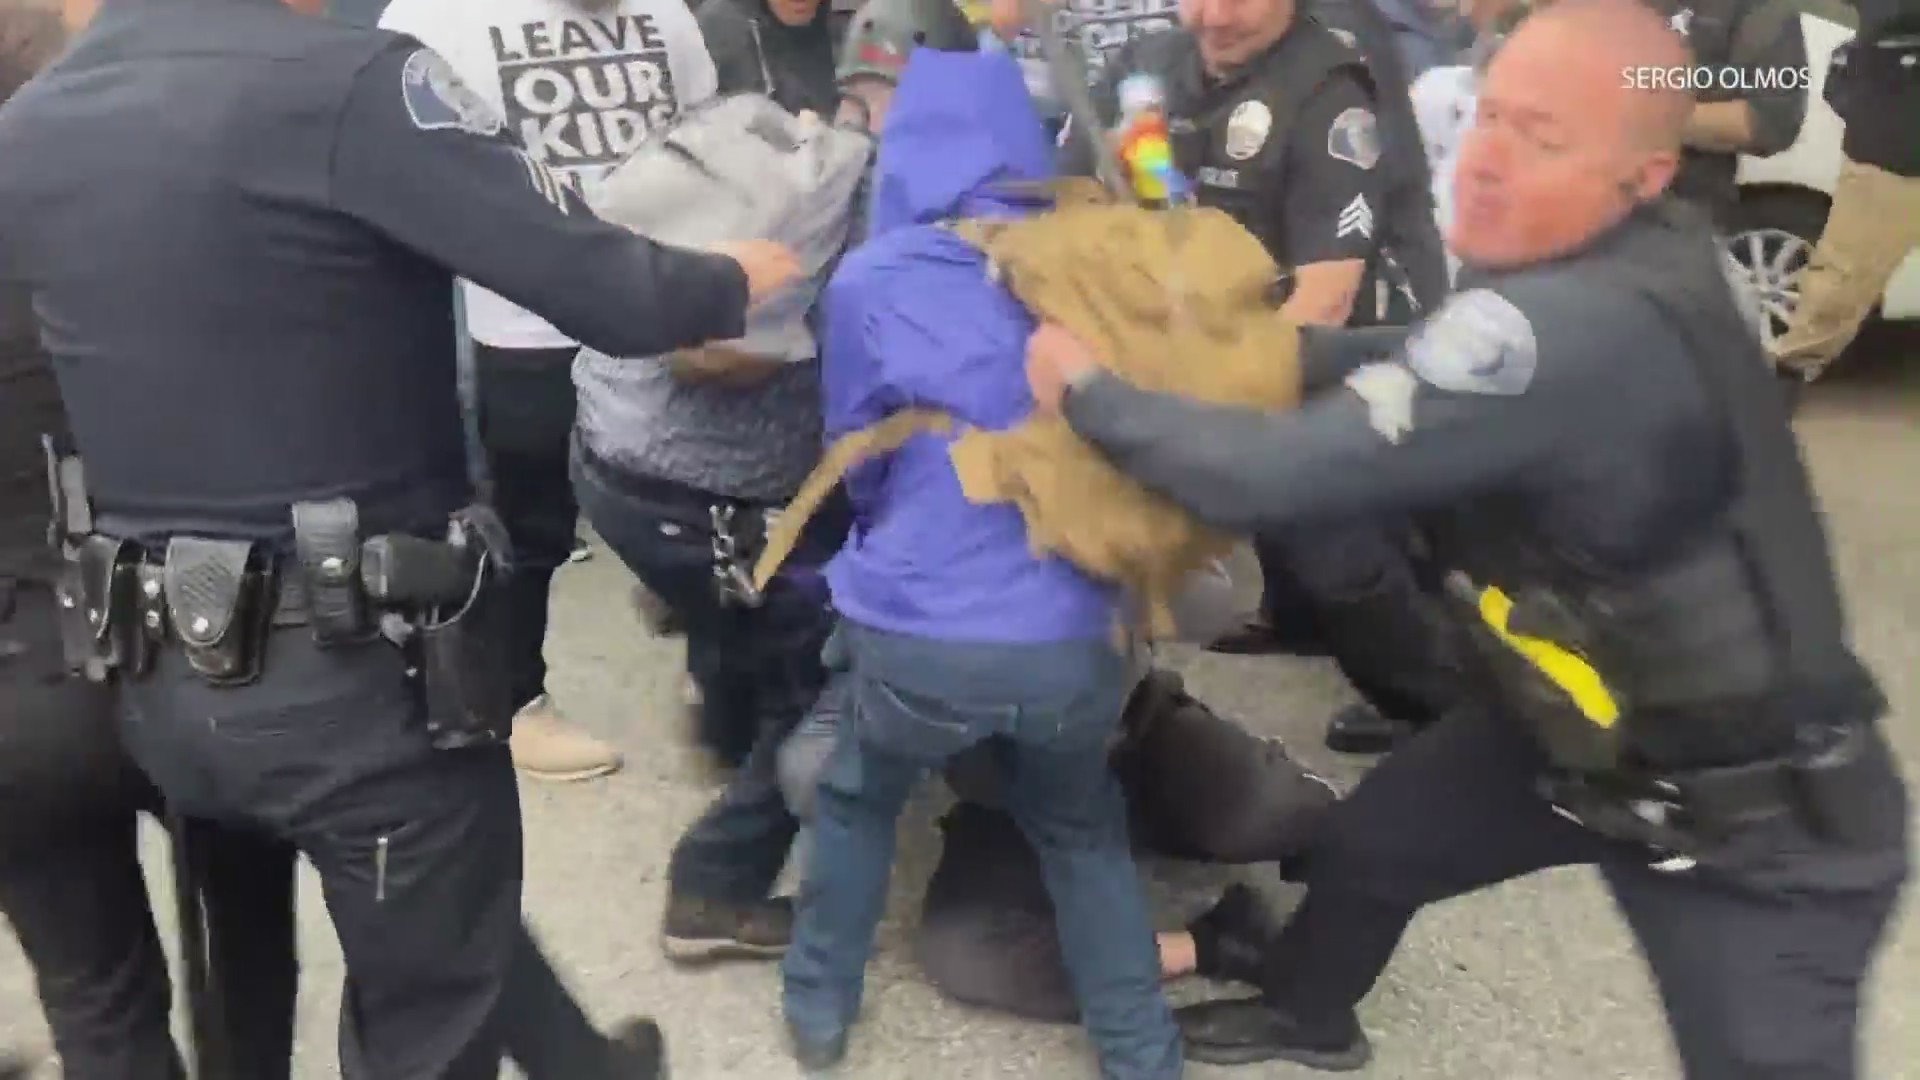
[866, 47, 1054, 236]
[816, 49, 1117, 643]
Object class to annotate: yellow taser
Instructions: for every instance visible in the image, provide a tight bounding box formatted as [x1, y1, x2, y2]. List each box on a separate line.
[1473, 584, 1622, 728]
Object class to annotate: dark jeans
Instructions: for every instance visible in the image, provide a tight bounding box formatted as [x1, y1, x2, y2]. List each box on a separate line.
[783, 623, 1182, 1080]
[572, 441, 841, 901]
[116, 625, 522, 1080]
[1264, 706, 1911, 1079]
[1256, 519, 1459, 723]
[474, 344, 581, 711]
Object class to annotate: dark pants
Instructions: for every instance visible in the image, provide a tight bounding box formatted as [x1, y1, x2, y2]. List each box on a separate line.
[116, 623, 523, 1080]
[1263, 705, 1911, 1079]
[572, 442, 840, 901]
[474, 343, 580, 711]
[1256, 520, 1459, 724]
[1, 578, 298, 1080]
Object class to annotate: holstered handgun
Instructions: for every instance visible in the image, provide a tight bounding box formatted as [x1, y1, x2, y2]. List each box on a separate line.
[412, 506, 517, 750]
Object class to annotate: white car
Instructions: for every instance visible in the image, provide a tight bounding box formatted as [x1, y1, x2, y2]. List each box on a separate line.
[1731, 11, 1920, 350]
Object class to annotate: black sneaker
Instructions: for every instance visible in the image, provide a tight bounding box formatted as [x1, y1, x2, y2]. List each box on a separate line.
[1187, 884, 1281, 987]
[1176, 996, 1371, 1071]
[607, 1017, 667, 1078]
[1324, 702, 1419, 755]
[659, 893, 792, 963]
[787, 1021, 848, 1072]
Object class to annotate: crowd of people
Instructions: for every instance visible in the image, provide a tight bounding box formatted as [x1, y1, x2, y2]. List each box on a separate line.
[1, 0, 1915, 1078]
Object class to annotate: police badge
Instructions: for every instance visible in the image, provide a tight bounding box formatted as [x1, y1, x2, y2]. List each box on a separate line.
[400, 49, 505, 138]
[1224, 99, 1273, 161]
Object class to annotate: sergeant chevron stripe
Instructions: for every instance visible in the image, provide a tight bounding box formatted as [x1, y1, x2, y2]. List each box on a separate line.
[1337, 194, 1373, 240]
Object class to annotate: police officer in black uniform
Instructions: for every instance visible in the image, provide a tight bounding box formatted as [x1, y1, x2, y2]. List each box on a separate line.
[1653, 0, 1809, 229]
[0, 0, 797, 1075]
[1060, 0, 1464, 756]
[1030, 1, 1909, 1072]
[2, 4, 302, 1077]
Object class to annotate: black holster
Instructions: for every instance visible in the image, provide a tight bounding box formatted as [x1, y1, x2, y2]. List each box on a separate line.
[412, 507, 517, 750]
[292, 498, 374, 648]
[55, 534, 150, 683]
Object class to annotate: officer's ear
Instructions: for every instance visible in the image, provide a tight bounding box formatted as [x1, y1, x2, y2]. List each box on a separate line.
[1621, 148, 1679, 204]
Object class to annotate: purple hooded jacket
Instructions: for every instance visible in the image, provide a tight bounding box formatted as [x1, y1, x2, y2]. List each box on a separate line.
[818, 49, 1119, 644]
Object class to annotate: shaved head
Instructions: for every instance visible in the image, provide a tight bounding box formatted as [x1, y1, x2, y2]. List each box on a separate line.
[1448, 0, 1695, 270]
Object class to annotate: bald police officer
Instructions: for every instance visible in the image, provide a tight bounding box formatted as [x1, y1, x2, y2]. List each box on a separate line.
[0, 0, 796, 1074]
[1029, 0, 1908, 1073]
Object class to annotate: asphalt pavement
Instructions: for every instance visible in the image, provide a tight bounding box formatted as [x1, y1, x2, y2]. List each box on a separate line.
[2, 333, 1916, 1080]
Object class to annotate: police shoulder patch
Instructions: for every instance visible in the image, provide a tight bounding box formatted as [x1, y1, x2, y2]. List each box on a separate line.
[1404, 289, 1538, 395]
[1327, 106, 1378, 170]
[400, 49, 504, 138]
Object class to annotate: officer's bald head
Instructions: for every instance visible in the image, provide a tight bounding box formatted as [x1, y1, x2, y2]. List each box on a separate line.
[1449, 0, 1693, 271]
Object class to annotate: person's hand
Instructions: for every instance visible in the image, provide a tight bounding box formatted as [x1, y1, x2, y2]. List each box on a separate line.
[1026, 322, 1102, 412]
[712, 240, 801, 306]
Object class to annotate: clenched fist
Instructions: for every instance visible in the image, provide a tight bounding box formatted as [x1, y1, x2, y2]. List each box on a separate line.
[712, 239, 802, 306]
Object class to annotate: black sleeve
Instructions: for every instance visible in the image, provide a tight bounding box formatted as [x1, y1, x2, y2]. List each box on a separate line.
[695, 3, 764, 96]
[1059, 283, 1620, 534]
[1279, 71, 1389, 266]
[1298, 324, 1411, 392]
[1727, 0, 1809, 155]
[328, 43, 749, 359]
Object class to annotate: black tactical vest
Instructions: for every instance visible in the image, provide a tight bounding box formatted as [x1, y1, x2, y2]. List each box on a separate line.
[1148, 20, 1373, 266]
[0, 286, 63, 582]
[1439, 202, 1881, 770]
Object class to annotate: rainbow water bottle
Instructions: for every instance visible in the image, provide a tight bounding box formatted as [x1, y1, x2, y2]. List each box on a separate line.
[1114, 72, 1191, 206]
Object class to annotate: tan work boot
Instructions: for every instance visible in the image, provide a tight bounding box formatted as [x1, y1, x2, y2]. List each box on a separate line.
[510, 695, 623, 782]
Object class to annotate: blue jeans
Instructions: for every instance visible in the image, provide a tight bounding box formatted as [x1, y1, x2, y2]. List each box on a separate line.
[781, 623, 1182, 1080]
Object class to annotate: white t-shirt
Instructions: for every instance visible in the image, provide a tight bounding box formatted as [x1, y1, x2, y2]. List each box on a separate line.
[379, 0, 719, 350]
[1409, 64, 1476, 281]
[994, 0, 1180, 118]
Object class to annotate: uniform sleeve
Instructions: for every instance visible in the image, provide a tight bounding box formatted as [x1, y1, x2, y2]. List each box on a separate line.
[328, 43, 748, 359]
[1298, 324, 1411, 392]
[1279, 71, 1389, 266]
[1726, 0, 1809, 155]
[1059, 286, 1610, 534]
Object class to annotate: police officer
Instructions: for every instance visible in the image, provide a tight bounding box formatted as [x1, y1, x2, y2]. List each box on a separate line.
[1029, 1, 1908, 1072]
[0, 0, 797, 1075]
[3, 4, 300, 1077]
[1771, 0, 1920, 387]
[1652, 0, 1809, 229]
[1057, 0, 1464, 756]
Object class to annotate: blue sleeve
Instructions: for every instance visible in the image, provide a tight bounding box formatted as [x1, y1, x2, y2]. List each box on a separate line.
[816, 273, 901, 517]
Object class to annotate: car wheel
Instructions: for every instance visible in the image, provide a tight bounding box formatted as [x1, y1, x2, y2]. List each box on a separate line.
[1724, 189, 1830, 354]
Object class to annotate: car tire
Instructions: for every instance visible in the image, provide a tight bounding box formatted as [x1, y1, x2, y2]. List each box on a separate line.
[1724, 188, 1832, 355]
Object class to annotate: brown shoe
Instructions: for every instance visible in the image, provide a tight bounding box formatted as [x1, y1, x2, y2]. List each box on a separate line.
[510, 696, 624, 782]
[659, 892, 792, 963]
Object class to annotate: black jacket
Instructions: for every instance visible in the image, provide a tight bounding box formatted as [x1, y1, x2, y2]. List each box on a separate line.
[695, 0, 839, 117]
[1831, 0, 1920, 176]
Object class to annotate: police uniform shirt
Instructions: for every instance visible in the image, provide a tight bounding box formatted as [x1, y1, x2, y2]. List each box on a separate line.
[1828, 0, 1920, 177]
[1657, 0, 1809, 221]
[1064, 21, 1389, 274]
[379, 0, 719, 350]
[0, 0, 746, 545]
